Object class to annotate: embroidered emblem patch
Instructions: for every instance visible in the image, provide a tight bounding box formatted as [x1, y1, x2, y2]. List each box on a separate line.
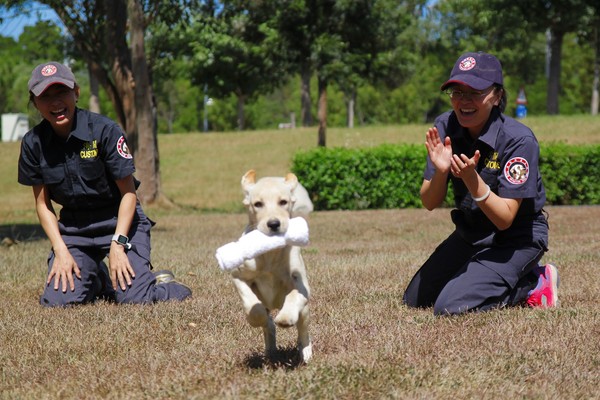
[504, 157, 529, 184]
[459, 57, 476, 71]
[116, 136, 132, 159]
[41, 64, 58, 76]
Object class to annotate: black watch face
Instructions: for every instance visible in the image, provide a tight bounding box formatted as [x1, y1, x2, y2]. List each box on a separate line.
[117, 235, 128, 245]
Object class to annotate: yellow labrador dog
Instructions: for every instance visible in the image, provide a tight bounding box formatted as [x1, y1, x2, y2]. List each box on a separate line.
[230, 170, 313, 363]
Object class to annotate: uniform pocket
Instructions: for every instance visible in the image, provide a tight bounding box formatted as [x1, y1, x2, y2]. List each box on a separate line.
[42, 165, 65, 185]
[79, 160, 105, 180]
[79, 160, 111, 197]
[41, 165, 69, 205]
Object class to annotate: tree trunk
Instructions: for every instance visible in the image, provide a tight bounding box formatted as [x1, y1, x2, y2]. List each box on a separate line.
[592, 26, 599, 116]
[546, 28, 563, 115]
[347, 89, 356, 129]
[88, 64, 101, 114]
[317, 77, 327, 147]
[127, 0, 164, 205]
[87, 58, 127, 128]
[300, 66, 313, 127]
[237, 94, 246, 130]
[105, 0, 136, 147]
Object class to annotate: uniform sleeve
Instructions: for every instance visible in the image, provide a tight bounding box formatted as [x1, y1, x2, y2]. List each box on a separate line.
[17, 132, 43, 186]
[100, 122, 136, 181]
[497, 135, 540, 199]
[422, 117, 449, 181]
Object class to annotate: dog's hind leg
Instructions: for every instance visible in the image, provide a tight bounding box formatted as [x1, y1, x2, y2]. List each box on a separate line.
[297, 304, 312, 363]
[232, 278, 277, 356]
[263, 315, 277, 358]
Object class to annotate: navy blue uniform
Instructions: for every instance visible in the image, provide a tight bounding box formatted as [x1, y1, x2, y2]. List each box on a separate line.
[18, 108, 190, 306]
[403, 108, 548, 314]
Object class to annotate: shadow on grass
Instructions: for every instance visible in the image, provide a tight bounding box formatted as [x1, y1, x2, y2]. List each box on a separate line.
[0, 224, 46, 244]
[243, 345, 304, 371]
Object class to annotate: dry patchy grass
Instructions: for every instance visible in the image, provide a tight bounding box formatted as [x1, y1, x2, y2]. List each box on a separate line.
[1, 207, 599, 399]
[1, 116, 600, 399]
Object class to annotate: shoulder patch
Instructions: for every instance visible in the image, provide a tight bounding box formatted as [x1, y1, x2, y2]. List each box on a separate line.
[504, 157, 529, 184]
[116, 136, 133, 159]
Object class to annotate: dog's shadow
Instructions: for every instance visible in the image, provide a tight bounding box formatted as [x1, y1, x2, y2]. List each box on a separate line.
[243, 345, 304, 370]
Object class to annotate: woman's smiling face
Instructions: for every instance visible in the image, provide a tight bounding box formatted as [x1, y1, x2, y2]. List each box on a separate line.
[448, 84, 501, 137]
[33, 84, 79, 137]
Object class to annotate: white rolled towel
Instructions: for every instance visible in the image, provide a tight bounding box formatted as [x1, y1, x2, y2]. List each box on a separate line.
[215, 217, 309, 271]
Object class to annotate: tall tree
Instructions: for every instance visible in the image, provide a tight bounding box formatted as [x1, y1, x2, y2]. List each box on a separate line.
[577, 2, 600, 115]
[0, 35, 22, 114]
[4, 0, 188, 204]
[17, 20, 64, 62]
[185, 0, 288, 130]
[592, 24, 600, 115]
[332, 0, 422, 128]
[271, 0, 318, 127]
[485, 0, 595, 115]
[0, 18, 66, 125]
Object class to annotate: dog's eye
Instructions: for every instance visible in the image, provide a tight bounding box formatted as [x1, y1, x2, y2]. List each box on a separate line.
[279, 200, 288, 207]
[253, 201, 263, 208]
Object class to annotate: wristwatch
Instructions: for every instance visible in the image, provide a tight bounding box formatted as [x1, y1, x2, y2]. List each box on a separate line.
[112, 234, 132, 250]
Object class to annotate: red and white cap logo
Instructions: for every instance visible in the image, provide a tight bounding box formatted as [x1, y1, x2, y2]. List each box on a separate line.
[459, 57, 476, 71]
[41, 64, 58, 77]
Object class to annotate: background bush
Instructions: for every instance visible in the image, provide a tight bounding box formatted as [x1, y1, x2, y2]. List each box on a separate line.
[539, 144, 600, 205]
[293, 143, 600, 210]
[293, 144, 425, 210]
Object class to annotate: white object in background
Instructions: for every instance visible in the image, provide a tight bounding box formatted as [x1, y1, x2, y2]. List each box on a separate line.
[2, 113, 29, 142]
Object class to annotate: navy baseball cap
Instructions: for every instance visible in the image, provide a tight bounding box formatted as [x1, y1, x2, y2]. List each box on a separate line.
[440, 52, 503, 91]
[28, 61, 76, 96]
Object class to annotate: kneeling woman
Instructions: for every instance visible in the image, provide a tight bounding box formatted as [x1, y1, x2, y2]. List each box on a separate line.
[403, 52, 558, 315]
[19, 61, 191, 307]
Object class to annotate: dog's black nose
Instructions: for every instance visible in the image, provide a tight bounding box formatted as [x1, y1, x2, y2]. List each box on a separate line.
[267, 219, 281, 232]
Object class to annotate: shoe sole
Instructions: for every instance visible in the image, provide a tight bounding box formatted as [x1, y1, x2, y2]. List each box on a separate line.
[546, 264, 560, 307]
[154, 270, 175, 284]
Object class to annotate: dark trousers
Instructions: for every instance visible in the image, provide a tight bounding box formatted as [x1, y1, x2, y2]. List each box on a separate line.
[403, 231, 543, 315]
[40, 206, 191, 307]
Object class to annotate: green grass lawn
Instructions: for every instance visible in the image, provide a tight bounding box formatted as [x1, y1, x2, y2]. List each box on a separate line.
[1, 115, 599, 399]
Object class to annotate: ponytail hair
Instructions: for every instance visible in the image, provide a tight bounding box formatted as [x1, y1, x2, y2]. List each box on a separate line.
[495, 84, 507, 113]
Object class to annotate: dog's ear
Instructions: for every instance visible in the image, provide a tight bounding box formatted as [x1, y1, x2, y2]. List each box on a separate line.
[284, 173, 298, 190]
[285, 173, 299, 205]
[242, 170, 256, 205]
[242, 169, 256, 185]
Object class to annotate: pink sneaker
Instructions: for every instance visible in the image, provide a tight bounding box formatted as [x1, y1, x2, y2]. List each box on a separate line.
[526, 264, 559, 308]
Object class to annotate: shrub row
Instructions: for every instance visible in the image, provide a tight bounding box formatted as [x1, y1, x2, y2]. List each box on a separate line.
[291, 143, 600, 210]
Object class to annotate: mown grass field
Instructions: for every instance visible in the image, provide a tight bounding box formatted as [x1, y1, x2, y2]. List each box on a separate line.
[1, 115, 599, 399]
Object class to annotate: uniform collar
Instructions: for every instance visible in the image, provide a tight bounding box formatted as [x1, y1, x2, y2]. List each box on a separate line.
[449, 107, 503, 148]
[476, 107, 503, 149]
[68, 108, 93, 142]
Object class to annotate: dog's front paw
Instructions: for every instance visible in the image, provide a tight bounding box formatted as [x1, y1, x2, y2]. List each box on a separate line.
[300, 341, 312, 363]
[274, 310, 298, 328]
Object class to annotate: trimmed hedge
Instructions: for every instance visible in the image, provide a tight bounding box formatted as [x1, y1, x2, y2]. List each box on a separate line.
[540, 143, 600, 205]
[291, 143, 600, 210]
